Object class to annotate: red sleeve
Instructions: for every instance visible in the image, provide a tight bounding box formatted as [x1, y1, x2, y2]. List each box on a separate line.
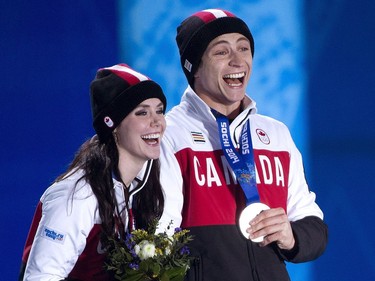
[21, 201, 43, 263]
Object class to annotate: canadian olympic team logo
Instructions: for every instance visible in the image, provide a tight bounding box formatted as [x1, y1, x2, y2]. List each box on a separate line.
[104, 116, 114, 128]
[256, 129, 270, 145]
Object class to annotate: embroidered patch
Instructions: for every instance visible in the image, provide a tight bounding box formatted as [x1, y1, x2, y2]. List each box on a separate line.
[41, 225, 66, 244]
[256, 129, 270, 145]
[191, 131, 205, 143]
[184, 59, 192, 72]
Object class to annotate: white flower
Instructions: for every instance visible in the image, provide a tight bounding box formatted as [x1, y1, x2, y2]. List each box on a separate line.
[165, 246, 171, 255]
[134, 244, 141, 256]
[164, 237, 173, 255]
[138, 240, 156, 260]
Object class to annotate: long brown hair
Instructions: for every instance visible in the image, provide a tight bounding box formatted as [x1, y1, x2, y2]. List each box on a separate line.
[56, 134, 164, 240]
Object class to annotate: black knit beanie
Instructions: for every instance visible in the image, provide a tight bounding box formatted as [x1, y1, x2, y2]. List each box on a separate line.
[176, 9, 255, 89]
[90, 63, 166, 142]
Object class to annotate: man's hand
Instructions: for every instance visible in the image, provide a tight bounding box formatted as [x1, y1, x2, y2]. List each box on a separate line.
[247, 207, 295, 250]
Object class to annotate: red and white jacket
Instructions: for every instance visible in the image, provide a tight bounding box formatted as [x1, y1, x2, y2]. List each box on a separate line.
[20, 167, 182, 281]
[159, 86, 328, 281]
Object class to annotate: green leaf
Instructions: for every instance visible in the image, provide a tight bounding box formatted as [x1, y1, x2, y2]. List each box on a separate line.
[123, 270, 145, 281]
[165, 266, 186, 280]
[151, 263, 161, 276]
[160, 271, 170, 281]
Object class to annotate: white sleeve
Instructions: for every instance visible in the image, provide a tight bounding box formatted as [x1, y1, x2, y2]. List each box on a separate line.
[286, 130, 324, 222]
[156, 135, 184, 235]
[24, 180, 97, 281]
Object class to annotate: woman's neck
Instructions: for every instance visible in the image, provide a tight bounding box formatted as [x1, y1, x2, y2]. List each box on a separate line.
[117, 153, 145, 187]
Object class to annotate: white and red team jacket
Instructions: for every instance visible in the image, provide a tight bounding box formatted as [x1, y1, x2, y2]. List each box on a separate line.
[20, 167, 182, 281]
[159, 86, 328, 281]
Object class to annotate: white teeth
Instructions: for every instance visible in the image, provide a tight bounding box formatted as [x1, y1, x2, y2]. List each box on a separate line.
[227, 82, 242, 87]
[141, 133, 160, 140]
[223, 72, 245, 79]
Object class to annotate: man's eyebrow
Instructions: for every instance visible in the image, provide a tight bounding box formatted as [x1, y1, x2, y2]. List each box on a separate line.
[209, 36, 250, 48]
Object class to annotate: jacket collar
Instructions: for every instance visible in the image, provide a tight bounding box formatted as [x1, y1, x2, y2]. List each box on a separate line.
[181, 85, 257, 123]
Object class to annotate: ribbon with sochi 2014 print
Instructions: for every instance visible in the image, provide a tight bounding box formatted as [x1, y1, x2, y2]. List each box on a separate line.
[213, 110, 270, 242]
[212, 109, 259, 206]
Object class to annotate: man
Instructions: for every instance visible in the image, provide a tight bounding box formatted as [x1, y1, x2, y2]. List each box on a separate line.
[160, 8, 328, 281]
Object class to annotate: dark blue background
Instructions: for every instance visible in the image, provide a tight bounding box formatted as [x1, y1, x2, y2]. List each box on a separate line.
[1, 1, 374, 280]
[306, 1, 375, 280]
[0, 1, 119, 278]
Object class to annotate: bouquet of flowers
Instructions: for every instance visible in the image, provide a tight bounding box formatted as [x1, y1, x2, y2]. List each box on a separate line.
[105, 220, 193, 281]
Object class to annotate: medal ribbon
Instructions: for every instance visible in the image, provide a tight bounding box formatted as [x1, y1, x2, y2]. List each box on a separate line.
[213, 110, 260, 205]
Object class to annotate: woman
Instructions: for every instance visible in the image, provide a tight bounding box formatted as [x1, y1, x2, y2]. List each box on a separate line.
[19, 63, 177, 280]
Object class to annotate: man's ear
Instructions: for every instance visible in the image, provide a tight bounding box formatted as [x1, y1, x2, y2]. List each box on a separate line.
[194, 67, 200, 79]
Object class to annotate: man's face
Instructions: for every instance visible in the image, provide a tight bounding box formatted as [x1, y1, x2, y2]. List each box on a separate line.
[194, 33, 253, 112]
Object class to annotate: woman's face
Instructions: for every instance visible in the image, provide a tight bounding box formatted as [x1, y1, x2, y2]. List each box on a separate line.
[115, 98, 166, 164]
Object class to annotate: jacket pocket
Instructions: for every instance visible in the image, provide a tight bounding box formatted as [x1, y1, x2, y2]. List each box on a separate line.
[185, 247, 202, 281]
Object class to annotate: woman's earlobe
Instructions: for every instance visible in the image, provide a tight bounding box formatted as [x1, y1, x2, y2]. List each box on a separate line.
[113, 130, 119, 144]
